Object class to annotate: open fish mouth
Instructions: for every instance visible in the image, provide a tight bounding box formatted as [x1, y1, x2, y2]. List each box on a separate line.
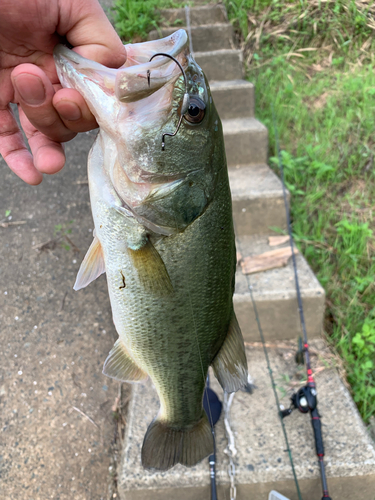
[54, 30, 189, 104]
[54, 30, 214, 234]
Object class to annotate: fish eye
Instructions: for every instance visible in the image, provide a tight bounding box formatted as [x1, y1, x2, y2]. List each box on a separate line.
[184, 97, 206, 124]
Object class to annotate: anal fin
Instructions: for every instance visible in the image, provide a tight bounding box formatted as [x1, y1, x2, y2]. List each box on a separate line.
[74, 235, 105, 291]
[128, 237, 173, 296]
[212, 312, 248, 393]
[103, 339, 147, 383]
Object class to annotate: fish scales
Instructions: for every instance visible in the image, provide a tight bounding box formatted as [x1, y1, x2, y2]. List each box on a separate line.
[54, 29, 248, 471]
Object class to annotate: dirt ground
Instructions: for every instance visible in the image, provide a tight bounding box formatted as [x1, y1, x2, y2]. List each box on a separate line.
[0, 127, 128, 500]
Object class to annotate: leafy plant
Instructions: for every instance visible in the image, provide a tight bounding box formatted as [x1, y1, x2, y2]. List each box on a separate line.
[340, 317, 375, 421]
[237, 1, 375, 422]
[113, 0, 178, 42]
[54, 221, 74, 251]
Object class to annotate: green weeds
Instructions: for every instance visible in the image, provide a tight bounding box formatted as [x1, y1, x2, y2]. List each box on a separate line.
[224, 0, 375, 63]
[237, 1, 375, 422]
[339, 317, 375, 420]
[113, 0, 178, 42]
[54, 221, 74, 251]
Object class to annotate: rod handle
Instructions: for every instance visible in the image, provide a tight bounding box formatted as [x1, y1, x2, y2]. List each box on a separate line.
[311, 407, 324, 456]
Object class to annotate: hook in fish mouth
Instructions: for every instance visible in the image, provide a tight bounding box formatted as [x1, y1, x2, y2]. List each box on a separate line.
[147, 53, 190, 151]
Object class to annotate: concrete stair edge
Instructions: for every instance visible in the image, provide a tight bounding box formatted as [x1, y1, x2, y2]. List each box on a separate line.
[195, 49, 244, 81]
[210, 80, 255, 119]
[234, 234, 325, 341]
[229, 164, 288, 235]
[118, 345, 375, 500]
[223, 117, 269, 166]
[159, 4, 227, 26]
[148, 24, 234, 52]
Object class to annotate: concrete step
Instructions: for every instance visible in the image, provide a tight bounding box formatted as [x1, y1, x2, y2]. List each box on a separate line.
[223, 117, 269, 167]
[211, 79, 254, 119]
[160, 4, 227, 26]
[195, 49, 244, 81]
[118, 344, 375, 500]
[148, 24, 234, 52]
[234, 234, 325, 342]
[229, 164, 288, 236]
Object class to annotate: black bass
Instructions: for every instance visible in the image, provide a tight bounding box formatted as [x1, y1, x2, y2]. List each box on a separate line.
[54, 30, 248, 471]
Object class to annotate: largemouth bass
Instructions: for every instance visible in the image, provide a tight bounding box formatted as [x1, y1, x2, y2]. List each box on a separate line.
[54, 30, 248, 471]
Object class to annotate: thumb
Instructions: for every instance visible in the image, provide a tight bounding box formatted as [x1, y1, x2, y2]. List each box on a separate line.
[57, 0, 126, 68]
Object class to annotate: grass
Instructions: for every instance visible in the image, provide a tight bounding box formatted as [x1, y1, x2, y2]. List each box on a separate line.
[222, 0, 375, 421]
[112, 0, 179, 42]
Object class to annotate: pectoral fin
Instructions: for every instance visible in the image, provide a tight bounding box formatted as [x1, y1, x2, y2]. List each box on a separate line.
[73, 236, 105, 291]
[212, 312, 248, 393]
[103, 339, 147, 383]
[128, 238, 173, 296]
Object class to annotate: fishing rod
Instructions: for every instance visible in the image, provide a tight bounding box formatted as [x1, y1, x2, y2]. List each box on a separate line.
[203, 375, 222, 500]
[272, 108, 332, 500]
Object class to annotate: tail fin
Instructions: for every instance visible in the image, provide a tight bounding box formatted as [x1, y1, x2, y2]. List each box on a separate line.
[141, 413, 213, 471]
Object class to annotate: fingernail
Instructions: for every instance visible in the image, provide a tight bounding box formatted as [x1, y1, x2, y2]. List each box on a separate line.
[55, 101, 82, 121]
[14, 74, 46, 105]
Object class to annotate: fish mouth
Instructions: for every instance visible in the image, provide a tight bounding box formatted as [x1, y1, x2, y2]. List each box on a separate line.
[53, 30, 188, 104]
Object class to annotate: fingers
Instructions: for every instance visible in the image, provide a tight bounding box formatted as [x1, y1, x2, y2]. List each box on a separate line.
[12, 64, 78, 143]
[58, 0, 127, 68]
[53, 88, 98, 133]
[18, 106, 66, 176]
[12, 63, 98, 136]
[0, 106, 43, 185]
[2, 64, 97, 184]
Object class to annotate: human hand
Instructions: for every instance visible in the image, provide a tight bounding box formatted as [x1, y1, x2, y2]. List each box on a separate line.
[0, 0, 127, 185]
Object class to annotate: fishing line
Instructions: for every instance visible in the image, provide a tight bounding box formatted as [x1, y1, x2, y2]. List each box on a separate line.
[186, 290, 215, 432]
[185, 5, 194, 57]
[170, 200, 216, 439]
[233, 225, 303, 500]
[272, 105, 332, 500]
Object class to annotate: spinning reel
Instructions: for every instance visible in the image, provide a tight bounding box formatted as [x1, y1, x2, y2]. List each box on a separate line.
[279, 339, 332, 500]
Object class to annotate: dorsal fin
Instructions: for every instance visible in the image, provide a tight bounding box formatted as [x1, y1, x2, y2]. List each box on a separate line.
[73, 236, 105, 290]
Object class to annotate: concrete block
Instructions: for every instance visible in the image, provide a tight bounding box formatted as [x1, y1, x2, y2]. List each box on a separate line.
[211, 79, 255, 119]
[234, 235, 325, 341]
[229, 164, 288, 235]
[195, 49, 244, 81]
[118, 346, 375, 500]
[159, 4, 227, 26]
[148, 24, 234, 52]
[223, 117, 269, 167]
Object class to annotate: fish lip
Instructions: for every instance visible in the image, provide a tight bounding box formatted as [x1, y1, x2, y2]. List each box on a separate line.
[53, 30, 189, 103]
[53, 45, 118, 82]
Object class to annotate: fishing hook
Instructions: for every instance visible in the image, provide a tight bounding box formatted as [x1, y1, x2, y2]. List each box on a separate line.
[147, 53, 190, 151]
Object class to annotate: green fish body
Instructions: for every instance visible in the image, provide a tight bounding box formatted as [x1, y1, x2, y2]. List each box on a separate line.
[54, 30, 248, 471]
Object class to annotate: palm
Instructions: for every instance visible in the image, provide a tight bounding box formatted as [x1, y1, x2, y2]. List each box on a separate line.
[0, 0, 126, 185]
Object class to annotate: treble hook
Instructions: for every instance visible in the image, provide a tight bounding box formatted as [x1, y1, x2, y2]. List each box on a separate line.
[148, 53, 190, 151]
